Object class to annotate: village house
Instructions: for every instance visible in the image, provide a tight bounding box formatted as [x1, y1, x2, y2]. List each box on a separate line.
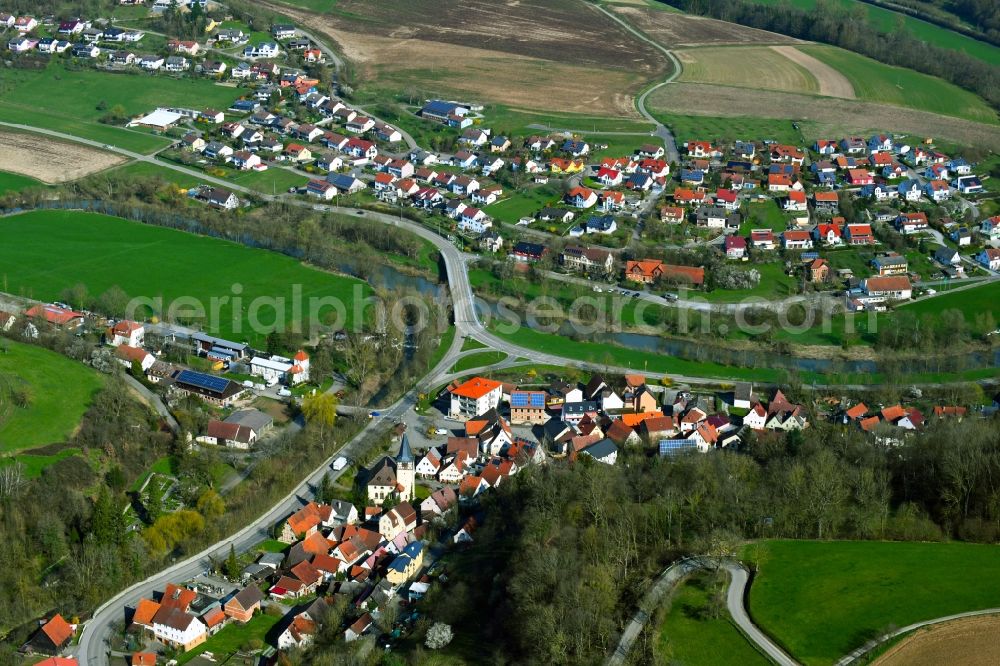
[862, 275, 912, 301]
[871, 252, 908, 276]
[449, 376, 503, 420]
[562, 245, 615, 275]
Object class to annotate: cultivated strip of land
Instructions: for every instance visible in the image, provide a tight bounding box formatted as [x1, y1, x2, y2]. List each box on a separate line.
[0, 129, 125, 183]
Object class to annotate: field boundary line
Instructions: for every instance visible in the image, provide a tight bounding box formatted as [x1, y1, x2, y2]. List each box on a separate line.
[836, 607, 1000, 665]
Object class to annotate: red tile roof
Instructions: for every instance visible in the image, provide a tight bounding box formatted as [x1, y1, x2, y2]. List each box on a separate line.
[449, 377, 502, 400]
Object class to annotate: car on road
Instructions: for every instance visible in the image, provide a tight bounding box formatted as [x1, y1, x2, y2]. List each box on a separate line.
[593, 286, 602, 292]
[335, 390, 346, 399]
[242, 380, 254, 388]
[369, 410, 381, 418]
[266, 377, 279, 388]
[664, 293, 679, 302]
[277, 387, 292, 398]
[356, 211, 365, 216]
[435, 428, 449, 435]
[332, 456, 349, 471]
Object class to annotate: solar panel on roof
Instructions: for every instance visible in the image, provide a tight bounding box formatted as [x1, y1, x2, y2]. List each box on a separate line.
[176, 370, 230, 393]
[659, 439, 696, 456]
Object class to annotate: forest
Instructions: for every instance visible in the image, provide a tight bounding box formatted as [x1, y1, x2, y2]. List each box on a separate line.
[659, 0, 1000, 110]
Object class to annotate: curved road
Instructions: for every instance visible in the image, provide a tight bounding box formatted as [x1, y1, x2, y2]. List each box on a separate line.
[592, 2, 683, 164]
[835, 607, 1000, 666]
[607, 558, 798, 666]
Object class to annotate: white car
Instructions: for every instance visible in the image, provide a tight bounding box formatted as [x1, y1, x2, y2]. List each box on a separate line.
[435, 428, 449, 435]
[242, 380, 254, 388]
[332, 456, 349, 471]
[277, 387, 292, 397]
[266, 377, 279, 388]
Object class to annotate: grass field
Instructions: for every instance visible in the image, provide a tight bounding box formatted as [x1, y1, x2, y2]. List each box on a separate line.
[484, 184, 564, 224]
[450, 351, 508, 373]
[899, 281, 1000, 321]
[0, 340, 104, 453]
[746, 540, 1000, 665]
[655, 112, 808, 144]
[656, 571, 769, 666]
[481, 105, 656, 136]
[177, 613, 279, 664]
[0, 211, 371, 346]
[747, 0, 1000, 66]
[701, 262, 799, 302]
[106, 161, 203, 189]
[460, 337, 487, 352]
[428, 325, 457, 373]
[801, 46, 997, 124]
[0, 63, 243, 153]
[0, 170, 44, 194]
[677, 46, 820, 93]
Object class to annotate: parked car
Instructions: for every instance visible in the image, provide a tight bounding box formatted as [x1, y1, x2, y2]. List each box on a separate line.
[435, 428, 449, 435]
[277, 387, 292, 397]
[332, 456, 349, 471]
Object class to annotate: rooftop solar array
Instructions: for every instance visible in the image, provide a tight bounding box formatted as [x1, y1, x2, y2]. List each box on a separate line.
[511, 391, 545, 408]
[659, 439, 697, 456]
[176, 370, 231, 393]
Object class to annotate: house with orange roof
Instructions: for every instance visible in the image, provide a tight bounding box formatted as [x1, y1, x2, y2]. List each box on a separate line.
[279, 501, 331, 543]
[131, 598, 162, 631]
[201, 608, 227, 635]
[661, 264, 705, 287]
[565, 186, 598, 209]
[109, 320, 144, 347]
[448, 376, 503, 420]
[880, 405, 907, 424]
[28, 614, 74, 655]
[131, 653, 157, 666]
[625, 259, 664, 284]
[25, 304, 84, 329]
[859, 415, 881, 432]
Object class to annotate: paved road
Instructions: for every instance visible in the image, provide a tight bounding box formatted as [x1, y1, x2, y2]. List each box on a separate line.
[593, 3, 682, 164]
[724, 563, 799, 666]
[77, 326, 466, 665]
[607, 558, 799, 666]
[835, 607, 1000, 666]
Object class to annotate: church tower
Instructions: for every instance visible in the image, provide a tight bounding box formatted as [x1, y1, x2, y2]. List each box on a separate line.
[395, 434, 415, 502]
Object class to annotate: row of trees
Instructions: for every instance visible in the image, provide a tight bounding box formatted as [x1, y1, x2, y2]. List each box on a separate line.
[660, 0, 1000, 109]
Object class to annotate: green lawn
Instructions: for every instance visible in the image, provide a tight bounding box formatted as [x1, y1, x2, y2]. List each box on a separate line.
[428, 325, 458, 372]
[0, 210, 371, 346]
[450, 350, 508, 373]
[900, 280, 1000, 320]
[1, 447, 83, 479]
[484, 184, 564, 224]
[748, 0, 1000, 66]
[106, 161, 203, 189]
[0, 63, 244, 153]
[460, 337, 487, 352]
[654, 112, 808, 145]
[801, 45, 998, 124]
[587, 133, 659, 160]
[0, 170, 44, 194]
[740, 199, 794, 235]
[657, 571, 769, 666]
[177, 613, 279, 664]
[746, 540, 1000, 665]
[0, 340, 105, 453]
[256, 539, 289, 554]
[228, 166, 307, 194]
[701, 262, 799, 303]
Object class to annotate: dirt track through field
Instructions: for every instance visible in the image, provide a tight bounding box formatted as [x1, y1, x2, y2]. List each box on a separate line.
[0, 130, 124, 183]
[649, 83, 1000, 149]
[875, 615, 1000, 666]
[772, 46, 856, 99]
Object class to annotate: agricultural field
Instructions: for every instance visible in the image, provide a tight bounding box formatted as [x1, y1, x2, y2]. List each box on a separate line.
[746, 0, 1000, 66]
[875, 615, 1000, 666]
[647, 82, 1000, 149]
[610, 5, 803, 46]
[0, 170, 43, 194]
[0, 63, 242, 153]
[0, 130, 125, 183]
[0, 211, 371, 346]
[265, 0, 665, 116]
[746, 540, 1000, 665]
[677, 46, 822, 94]
[655, 571, 769, 666]
[801, 45, 998, 124]
[655, 112, 809, 144]
[0, 339, 105, 453]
